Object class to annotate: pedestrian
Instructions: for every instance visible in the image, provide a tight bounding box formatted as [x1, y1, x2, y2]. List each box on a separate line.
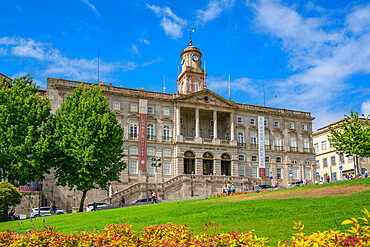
[9, 206, 18, 220]
[92, 202, 97, 211]
[365, 170, 368, 178]
[121, 196, 125, 205]
[326, 175, 330, 183]
[52, 201, 57, 214]
[226, 182, 231, 195]
[151, 190, 157, 204]
[49, 201, 54, 215]
[230, 183, 236, 195]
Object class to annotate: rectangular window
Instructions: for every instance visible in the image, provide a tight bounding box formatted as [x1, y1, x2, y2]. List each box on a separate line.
[237, 116, 243, 123]
[130, 104, 137, 112]
[264, 120, 268, 126]
[321, 141, 327, 150]
[274, 121, 279, 128]
[113, 102, 120, 110]
[305, 168, 311, 180]
[250, 132, 257, 144]
[265, 167, 270, 177]
[163, 149, 171, 157]
[239, 166, 245, 176]
[147, 124, 154, 137]
[129, 160, 138, 174]
[331, 156, 336, 166]
[339, 154, 344, 164]
[130, 123, 138, 136]
[251, 155, 257, 162]
[316, 160, 320, 169]
[237, 132, 244, 144]
[303, 138, 309, 149]
[147, 106, 154, 114]
[302, 124, 308, 130]
[265, 134, 270, 146]
[129, 146, 138, 155]
[329, 142, 334, 148]
[163, 162, 171, 175]
[163, 125, 170, 138]
[163, 108, 170, 116]
[252, 167, 258, 178]
[290, 136, 297, 147]
[250, 118, 255, 125]
[277, 168, 282, 179]
[348, 155, 353, 163]
[147, 161, 154, 175]
[289, 122, 295, 129]
[275, 135, 282, 147]
[292, 168, 298, 179]
[323, 158, 328, 168]
[314, 143, 319, 152]
[238, 154, 245, 161]
[147, 147, 155, 156]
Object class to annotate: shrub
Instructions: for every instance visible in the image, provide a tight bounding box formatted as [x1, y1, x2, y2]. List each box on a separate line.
[0, 182, 22, 222]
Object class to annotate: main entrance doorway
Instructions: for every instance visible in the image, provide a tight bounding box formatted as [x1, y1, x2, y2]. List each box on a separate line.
[184, 151, 195, 174]
[221, 153, 231, 176]
[203, 152, 213, 175]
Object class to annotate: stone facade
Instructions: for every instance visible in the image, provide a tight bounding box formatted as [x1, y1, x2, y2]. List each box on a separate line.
[41, 43, 316, 212]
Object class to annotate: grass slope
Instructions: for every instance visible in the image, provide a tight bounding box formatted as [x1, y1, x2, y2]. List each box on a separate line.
[1, 179, 369, 242]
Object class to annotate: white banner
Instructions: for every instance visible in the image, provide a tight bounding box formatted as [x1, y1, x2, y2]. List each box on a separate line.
[258, 116, 265, 177]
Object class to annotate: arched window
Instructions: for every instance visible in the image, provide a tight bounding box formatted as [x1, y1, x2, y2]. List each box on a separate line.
[203, 152, 213, 159]
[276, 157, 282, 163]
[221, 153, 231, 160]
[184, 151, 195, 158]
[265, 156, 270, 162]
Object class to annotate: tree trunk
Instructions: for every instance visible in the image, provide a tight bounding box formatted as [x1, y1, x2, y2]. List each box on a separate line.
[79, 190, 88, 212]
[355, 155, 361, 175]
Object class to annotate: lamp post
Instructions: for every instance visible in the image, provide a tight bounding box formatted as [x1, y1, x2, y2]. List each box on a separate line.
[151, 157, 162, 198]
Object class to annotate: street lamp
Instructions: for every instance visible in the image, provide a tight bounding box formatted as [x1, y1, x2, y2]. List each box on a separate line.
[151, 157, 162, 198]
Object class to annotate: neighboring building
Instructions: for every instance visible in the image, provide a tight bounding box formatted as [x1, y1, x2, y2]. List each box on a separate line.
[42, 42, 316, 211]
[313, 117, 370, 182]
[0, 73, 12, 86]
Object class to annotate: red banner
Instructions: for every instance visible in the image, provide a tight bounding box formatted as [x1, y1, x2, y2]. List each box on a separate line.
[138, 112, 147, 170]
[259, 168, 265, 178]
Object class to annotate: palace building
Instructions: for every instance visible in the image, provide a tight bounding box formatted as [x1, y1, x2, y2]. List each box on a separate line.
[43, 42, 316, 211]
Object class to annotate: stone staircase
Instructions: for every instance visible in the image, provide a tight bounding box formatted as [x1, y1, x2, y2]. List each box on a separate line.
[100, 175, 261, 204]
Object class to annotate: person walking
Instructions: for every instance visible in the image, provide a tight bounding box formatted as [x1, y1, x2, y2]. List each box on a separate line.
[121, 196, 125, 205]
[230, 183, 236, 195]
[151, 190, 157, 204]
[326, 175, 330, 183]
[49, 201, 54, 215]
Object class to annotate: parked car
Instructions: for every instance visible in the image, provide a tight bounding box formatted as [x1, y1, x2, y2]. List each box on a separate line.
[86, 202, 112, 212]
[257, 185, 273, 190]
[135, 198, 160, 203]
[289, 181, 304, 186]
[30, 207, 67, 218]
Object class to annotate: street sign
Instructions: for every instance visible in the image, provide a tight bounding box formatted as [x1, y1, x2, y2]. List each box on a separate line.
[316, 172, 319, 176]
[289, 170, 292, 176]
[270, 176, 273, 180]
[339, 166, 343, 171]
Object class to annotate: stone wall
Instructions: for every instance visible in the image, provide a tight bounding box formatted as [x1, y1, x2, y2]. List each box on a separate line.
[14, 192, 41, 217]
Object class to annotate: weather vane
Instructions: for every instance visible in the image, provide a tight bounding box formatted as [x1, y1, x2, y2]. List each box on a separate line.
[187, 29, 194, 46]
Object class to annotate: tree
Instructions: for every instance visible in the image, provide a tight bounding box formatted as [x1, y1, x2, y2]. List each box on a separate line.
[50, 85, 125, 212]
[328, 110, 370, 175]
[0, 181, 22, 222]
[0, 75, 52, 185]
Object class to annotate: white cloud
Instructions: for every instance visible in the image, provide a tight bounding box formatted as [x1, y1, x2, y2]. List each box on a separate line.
[132, 44, 139, 55]
[247, 0, 370, 130]
[196, 0, 235, 25]
[362, 100, 370, 115]
[139, 39, 150, 45]
[146, 4, 187, 39]
[80, 0, 100, 17]
[0, 37, 160, 85]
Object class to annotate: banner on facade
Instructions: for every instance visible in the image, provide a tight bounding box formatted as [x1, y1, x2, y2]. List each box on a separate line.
[138, 99, 148, 170]
[258, 116, 265, 177]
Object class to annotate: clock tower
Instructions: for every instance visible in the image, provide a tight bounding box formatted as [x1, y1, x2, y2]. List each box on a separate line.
[177, 40, 206, 94]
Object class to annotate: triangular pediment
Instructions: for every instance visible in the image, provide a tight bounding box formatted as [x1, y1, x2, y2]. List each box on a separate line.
[174, 89, 237, 109]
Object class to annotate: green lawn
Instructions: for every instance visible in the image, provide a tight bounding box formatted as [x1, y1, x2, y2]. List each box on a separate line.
[1, 179, 369, 242]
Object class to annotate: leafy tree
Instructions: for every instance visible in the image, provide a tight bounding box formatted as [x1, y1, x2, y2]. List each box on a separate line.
[328, 110, 370, 175]
[0, 75, 52, 185]
[0, 181, 22, 222]
[50, 85, 125, 212]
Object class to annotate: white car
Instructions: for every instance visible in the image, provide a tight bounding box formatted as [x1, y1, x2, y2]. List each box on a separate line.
[86, 202, 112, 212]
[30, 207, 67, 218]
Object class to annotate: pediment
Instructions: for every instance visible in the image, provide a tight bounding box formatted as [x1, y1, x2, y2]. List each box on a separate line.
[175, 89, 236, 109]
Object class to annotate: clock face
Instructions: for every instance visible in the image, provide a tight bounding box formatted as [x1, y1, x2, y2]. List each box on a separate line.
[192, 54, 199, 61]
[141, 160, 145, 164]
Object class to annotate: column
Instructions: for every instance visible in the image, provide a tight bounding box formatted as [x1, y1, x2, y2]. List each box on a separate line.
[230, 113, 235, 141]
[213, 110, 218, 139]
[195, 108, 200, 138]
[176, 107, 181, 136]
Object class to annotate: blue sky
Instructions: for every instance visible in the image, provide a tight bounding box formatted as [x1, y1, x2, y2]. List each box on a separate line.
[1, 0, 369, 130]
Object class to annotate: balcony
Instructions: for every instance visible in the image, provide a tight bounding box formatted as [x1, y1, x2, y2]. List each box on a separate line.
[265, 145, 271, 150]
[162, 136, 172, 143]
[290, 147, 298, 152]
[303, 148, 311, 153]
[237, 142, 246, 148]
[147, 135, 157, 142]
[128, 134, 138, 140]
[274, 146, 283, 151]
[250, 143, 257, 149]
